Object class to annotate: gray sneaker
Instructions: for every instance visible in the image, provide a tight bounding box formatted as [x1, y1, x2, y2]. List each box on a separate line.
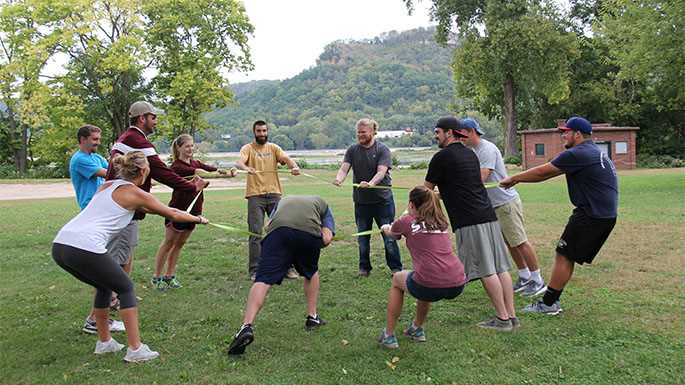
[522, 300, 563, 315]
[123, 343, 159, 363]
[521, 280, 547, 297]
[513, 277, 532, 293]
[477, 317, 513, 332]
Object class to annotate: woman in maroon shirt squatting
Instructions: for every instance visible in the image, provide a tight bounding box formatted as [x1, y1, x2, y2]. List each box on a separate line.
[378, 186, 467, 349]
[151, 134, 236, 290]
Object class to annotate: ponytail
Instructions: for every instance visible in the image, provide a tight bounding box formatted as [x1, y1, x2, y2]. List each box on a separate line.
[409, 185, 449, 231]
[171, 134, 193, 161]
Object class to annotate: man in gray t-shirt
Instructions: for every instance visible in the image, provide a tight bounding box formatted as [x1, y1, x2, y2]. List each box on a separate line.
[334, 118, 402, 276]
[457, 118, 546, 297]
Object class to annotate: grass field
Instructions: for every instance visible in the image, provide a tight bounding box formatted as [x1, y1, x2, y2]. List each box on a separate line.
[1, 168, 684, 385]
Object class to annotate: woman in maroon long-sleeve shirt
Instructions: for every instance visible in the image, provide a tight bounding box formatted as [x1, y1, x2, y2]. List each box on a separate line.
[152, 134, 235, 289]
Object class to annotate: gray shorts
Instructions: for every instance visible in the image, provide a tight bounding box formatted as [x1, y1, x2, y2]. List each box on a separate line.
[454, 221, 512, 281]
[106, 220, 139, 265]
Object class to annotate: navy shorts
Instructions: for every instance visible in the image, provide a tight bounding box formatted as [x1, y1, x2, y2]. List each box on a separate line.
[556, 208, 616, 265]
[406, 272, 464, 302]
[165, 218, 196, 232]
[255, 227, 323, 285]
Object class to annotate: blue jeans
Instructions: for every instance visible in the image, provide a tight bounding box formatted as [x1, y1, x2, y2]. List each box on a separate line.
[354, 198, 402, 272]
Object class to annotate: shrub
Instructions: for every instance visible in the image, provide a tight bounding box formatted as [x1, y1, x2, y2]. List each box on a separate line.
[504, 154, 522, 166]
[637, 154, 685, 168]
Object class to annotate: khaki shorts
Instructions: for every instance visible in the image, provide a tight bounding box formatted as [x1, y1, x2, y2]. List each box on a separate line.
[106, 220, 138, 265]
[494, 197, 528, 248]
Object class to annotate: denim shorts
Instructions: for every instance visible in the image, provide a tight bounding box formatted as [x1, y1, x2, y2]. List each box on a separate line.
[406, 272, 465, 302]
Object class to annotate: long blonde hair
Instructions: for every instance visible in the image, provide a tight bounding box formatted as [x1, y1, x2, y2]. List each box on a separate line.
[171, 134, 193, 161]
[112, 151, 148, 181]
[409, 185, 449, 231]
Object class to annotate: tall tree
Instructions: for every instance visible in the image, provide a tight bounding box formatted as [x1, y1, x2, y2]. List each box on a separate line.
[59, 0, 150, 143]
[144, 0, 253, 138]
[598, 0, 685, 156]
[0, 0, 70, 173]
[405, 0, 578, 156]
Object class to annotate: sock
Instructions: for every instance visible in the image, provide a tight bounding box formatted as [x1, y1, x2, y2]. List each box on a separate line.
[308, 313, 318, 319]
[518, 268, 531, 280]
[497, 316, 509, 322]
[530, 270, 543, 284]
[542, 287, 563, 306]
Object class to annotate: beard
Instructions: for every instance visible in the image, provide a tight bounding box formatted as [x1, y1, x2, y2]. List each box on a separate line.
[255, 135, 268, 145]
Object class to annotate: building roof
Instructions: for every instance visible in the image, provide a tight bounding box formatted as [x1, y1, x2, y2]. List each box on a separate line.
[519, 126, 639, 135]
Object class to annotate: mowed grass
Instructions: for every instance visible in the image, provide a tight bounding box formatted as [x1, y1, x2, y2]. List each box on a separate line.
[1, 168, 684, 385]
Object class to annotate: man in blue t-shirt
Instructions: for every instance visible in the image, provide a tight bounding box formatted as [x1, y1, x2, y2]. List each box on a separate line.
[69, 124, 127, 335]
[70, 124, 109, 210]
[501, 116, 618, 315]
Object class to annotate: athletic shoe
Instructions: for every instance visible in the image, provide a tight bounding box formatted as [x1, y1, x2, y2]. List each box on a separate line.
[521, 280, 547, 297]
[227, 324, 254, 355]
[94, 338, 125, 355]
[512, 277, 532, 293]
[378, 330, 399, 349]
[151, 277, 167, 291]
[285, 268, 299, 279]
[403, 324, 427, 342]
[164, 276, 182, 289]
[522, 300, 563, 315]
[305, 314, 327, 331]
[476, 317, 513, 332]
[82, 317, 126, 334]
[358, 269, 370, 277]
[109, 296, 120, 312]
[123, 343, 159, 363]
[510, 317, 521, 329]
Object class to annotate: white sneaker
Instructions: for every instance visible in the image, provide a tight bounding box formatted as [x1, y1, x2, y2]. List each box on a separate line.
[110, 319, 126, 332]
[94, 338, 125, 354]
[123, 343, 159, 363]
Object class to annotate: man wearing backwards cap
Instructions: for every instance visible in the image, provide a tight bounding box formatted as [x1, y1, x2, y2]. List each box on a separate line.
[105, 101, 207, 281]
[425, 116, 517, 331]
[455, 117, 546, 298]
[500, 116, 618, 315]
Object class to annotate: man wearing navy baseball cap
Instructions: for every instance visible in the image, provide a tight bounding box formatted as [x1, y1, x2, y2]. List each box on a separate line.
[500, 116, 618, 315]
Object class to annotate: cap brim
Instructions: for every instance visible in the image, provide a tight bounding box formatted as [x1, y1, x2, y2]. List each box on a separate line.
[558, 127, 573, 132]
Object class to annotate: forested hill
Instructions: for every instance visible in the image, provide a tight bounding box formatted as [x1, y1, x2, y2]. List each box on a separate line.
[206, 27, 455, 150]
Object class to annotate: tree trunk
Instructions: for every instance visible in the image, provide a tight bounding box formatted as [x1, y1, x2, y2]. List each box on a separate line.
[502, 75, 519, 158]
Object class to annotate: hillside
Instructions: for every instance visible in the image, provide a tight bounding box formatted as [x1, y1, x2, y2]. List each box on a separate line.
[206, 27, 457, 150]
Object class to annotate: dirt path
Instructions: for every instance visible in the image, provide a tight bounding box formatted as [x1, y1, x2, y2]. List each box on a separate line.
[0, 179, 245, 201]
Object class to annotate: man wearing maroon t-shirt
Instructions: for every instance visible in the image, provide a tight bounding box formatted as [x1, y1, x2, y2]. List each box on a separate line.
[105, 101, 206, 274]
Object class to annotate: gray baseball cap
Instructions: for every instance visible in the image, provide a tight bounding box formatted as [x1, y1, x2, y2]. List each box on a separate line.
[128, 101, 158, 118]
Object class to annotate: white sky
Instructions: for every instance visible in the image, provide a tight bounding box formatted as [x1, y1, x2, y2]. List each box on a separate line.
[226, 0, 435, 82]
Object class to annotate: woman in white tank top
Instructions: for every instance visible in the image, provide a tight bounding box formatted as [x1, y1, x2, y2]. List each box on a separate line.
[52, 151, 208, 363]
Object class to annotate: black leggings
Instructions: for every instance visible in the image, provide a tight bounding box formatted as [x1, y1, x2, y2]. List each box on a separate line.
[52, 243, 137, 309]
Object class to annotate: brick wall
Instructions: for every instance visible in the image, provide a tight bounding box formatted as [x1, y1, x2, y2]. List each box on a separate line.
[521, 126, 639, 170]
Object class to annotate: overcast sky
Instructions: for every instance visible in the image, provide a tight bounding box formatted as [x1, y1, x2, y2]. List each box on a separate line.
[226, 0, 435, 83]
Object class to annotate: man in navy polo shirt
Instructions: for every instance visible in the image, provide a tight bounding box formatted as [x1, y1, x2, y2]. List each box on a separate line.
[500, 116, 618, 314]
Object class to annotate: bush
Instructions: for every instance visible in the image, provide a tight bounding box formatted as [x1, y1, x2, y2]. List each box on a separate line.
[0, 163, 68, 179]
[0, 163, 19, 178]
[504, 154, 521, 166]
[409, 161, 429, 169]
[637, 154, 685, 168]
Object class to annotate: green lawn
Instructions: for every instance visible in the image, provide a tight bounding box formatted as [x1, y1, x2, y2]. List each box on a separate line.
[1, 168, 684, 385]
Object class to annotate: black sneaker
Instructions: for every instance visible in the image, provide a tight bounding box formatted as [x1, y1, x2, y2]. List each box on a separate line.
[305, 314, 327, 331]
[227, 324, 254, 355]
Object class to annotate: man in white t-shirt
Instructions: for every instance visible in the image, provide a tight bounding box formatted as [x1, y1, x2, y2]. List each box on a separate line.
[456, 118, 546, 296]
